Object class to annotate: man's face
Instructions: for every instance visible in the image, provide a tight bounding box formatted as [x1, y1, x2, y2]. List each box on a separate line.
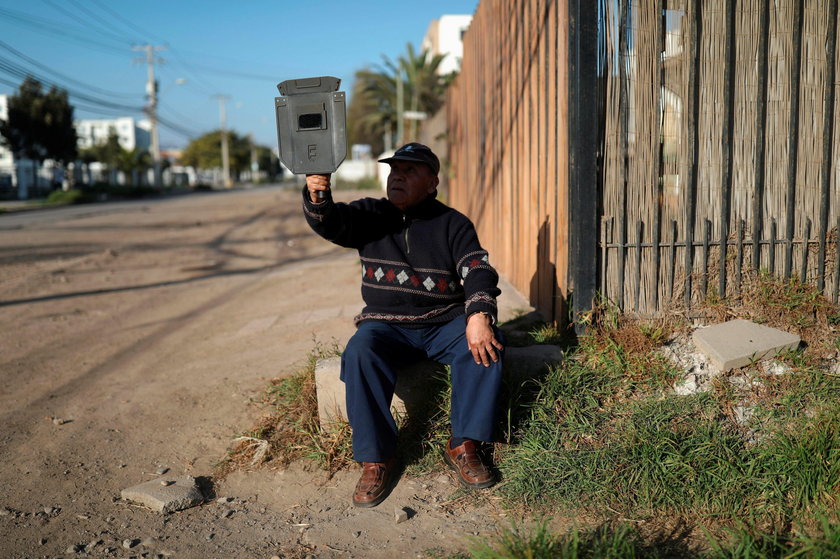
[386, 160, 439, 211]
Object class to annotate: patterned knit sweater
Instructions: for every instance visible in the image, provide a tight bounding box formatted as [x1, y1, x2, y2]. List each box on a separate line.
[302, 188, 500, 327]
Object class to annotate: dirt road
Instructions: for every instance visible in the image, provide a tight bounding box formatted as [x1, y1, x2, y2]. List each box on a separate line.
[0, 186, 523, 558]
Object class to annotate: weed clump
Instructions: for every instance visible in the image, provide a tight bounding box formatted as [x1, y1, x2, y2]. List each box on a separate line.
[216, 339, 353, 477]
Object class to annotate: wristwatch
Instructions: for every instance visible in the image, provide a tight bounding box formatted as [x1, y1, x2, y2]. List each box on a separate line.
[474, 311, 494, 324]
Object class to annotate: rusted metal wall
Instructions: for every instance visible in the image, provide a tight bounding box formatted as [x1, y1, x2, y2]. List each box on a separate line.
[447, 0, 569, 323]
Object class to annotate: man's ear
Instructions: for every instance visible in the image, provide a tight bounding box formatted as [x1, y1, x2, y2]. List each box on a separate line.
[427, 175, 440, 193]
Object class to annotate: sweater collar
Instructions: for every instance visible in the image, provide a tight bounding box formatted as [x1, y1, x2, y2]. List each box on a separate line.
[399, 195, 442, 219]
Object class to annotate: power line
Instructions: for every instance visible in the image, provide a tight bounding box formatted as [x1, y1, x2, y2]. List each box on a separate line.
[74, 1, 222, 96]
[40, 0, 135, 45]
[165, 45, 285, 78]
[158, 59, 219, 97]
[171, 58, 221, 93]
[186, 62, 279, 82]
[0, 40, 138, 99]
[0, 71, 196, 142]
[158, 101, 207, 132]
[68, 0, 144, 43]
[0, 57, 144, 113]
[72, 101, 142, 118]
[155, 114, 200, 139]
[0, 6, 127, 55]
[0, 75, 22, 89]
[88, 0, 167, 45]
[0, 56, 200, 142]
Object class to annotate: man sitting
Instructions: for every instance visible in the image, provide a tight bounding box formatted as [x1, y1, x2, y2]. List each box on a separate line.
[302, 143, 504, 507]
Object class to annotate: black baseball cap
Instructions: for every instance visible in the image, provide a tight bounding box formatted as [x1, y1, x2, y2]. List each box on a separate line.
[378, 142, 440, 175]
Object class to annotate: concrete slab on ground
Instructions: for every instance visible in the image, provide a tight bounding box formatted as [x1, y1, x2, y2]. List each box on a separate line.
[692, 319, 800, 371]
[121, 476, 204, 514]
[496, 275, 533, 323]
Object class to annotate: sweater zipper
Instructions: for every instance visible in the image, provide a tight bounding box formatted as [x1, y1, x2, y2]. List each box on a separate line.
[403, 215, 410, 254]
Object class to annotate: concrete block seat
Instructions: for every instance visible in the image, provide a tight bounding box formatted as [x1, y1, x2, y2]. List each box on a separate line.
[314, 344, 563, 430]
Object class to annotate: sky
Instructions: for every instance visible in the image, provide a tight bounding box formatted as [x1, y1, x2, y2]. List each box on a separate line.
[0, 0, 479, 150]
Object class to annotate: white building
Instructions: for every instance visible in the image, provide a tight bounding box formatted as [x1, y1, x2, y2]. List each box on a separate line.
[0, 95, 13, 188]
[75, 117, 151, 151]
[0, 100, 158, 197]
[421, 14, 473, 76]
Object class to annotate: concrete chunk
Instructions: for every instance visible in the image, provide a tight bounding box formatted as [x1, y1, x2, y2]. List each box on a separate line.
[121, 476, 204, 514]
[394, 505, 409, 524]
[692, 319, 800, 371]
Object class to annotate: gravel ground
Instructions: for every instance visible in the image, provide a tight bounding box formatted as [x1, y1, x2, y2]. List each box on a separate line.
[0, 186, 524, 558]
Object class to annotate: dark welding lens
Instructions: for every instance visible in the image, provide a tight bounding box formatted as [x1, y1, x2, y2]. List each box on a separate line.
[298, 113, 322, 129]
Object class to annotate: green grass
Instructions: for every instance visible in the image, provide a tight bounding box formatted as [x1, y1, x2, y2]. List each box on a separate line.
[497, 330, 839, 520]
[46, 188, 92, 205]
[529, 323, 566, 344]
[453, 519, 840, 559]
[705, 518, 840, 559]
[475, 276, 840, 554]
[498, 312, 576, 348]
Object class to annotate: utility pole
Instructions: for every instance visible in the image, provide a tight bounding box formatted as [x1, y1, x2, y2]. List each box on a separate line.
[213, 95, 232, 188]
[249, 133, 258, 183]
[133, 44, 166, 188]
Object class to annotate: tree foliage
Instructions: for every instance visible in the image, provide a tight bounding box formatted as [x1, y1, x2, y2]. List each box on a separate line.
[78, 129, 152, 186]
[0, 76, 77, 165]
[255, 144, 282, 178]
[347, 43, 452, 154]
[180, 130, 251, 172]
[79, 129, 123, 169]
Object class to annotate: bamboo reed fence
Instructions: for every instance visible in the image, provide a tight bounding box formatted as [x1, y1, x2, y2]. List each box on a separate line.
[447, 0, 839, 322]
[601, 0, 839, 313]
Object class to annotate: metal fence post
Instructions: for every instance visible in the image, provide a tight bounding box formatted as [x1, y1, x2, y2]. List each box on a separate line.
[569, 0, 600, 333]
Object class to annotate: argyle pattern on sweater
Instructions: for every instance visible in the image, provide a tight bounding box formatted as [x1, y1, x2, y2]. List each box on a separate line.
[302, 188, 500, 327]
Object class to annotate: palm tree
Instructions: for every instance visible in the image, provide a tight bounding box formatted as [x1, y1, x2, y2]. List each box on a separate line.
[348, 43, 452, 152]
[116, 148, 152, 186]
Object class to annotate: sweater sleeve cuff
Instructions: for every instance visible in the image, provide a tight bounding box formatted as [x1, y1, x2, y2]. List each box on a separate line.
[465, 293, 498, 324]
[301, 186, 333, 220]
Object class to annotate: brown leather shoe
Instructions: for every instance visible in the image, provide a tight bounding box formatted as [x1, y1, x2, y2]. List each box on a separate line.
[352, 458, 397, 508]
[443, 438, 496, 489]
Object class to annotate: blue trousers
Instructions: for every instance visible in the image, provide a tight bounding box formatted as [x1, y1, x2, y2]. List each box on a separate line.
[341, 315, 505, 462]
